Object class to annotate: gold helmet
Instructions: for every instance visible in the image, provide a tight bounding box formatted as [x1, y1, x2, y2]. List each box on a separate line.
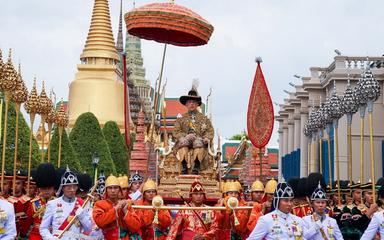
[105, 175, 120, 188]
[118, 175, 129, 189]
[142, 179, 157, 193]
[251, 179, 264, 192]
[235, 181, 243, 192]
[225, 181, 240, 193]
[264, 178, 278, 194]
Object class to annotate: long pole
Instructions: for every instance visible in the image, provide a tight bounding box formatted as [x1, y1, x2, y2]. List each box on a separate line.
[347, 118, 353, 185]
[319, 131, 323, 174]
[122, 52, 131, 147]
[150, 44, 167, 142]
[12, 103, 21, 195]
[334, 120, 341, 205]
[359, 107, 366, 188]
[58, 126, 63, 168]
[27, 114, 35, 195]
[326, 125, 332, 190]
[47, 123, 53, 162]
[40, 117, 46, 162]
[368, 102, 376, 203]
[307, 139, 311, 176]
[1, 92, 10, 192]
[259, 148, 263, 178]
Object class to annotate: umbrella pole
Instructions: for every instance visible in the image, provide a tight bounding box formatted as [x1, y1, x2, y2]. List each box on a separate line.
[347, 114, 353, 185]
[27, 114, 35, 196]
[334, 120, 341, 205]
[368, 101, 376, 203]
[12, 103, 21, 195]
[150, 44, 167, 142]
[326, 125, 332, 190]
[1, 92, 10, 192]
[307, 139, 311, 176]
[319, 131, 323, 174]
[58, 126, 63, 168]
[359, 106, 366, 193]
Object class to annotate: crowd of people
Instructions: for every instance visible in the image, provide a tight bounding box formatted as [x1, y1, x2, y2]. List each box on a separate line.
[1, 163, 384, 239]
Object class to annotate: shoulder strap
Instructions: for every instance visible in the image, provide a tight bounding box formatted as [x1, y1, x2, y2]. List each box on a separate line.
[57, 198, 83, 231]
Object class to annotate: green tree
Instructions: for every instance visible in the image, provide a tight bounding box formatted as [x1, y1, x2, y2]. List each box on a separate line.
[229, 133, 248, 141]
[69, 112, 116, 175]
[0, 99, 40, 172]
[103, 121, 128, 174]
[49, 124, 81, 171]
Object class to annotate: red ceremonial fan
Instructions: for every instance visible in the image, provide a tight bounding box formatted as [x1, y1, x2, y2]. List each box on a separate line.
[247, 57, 274, 154]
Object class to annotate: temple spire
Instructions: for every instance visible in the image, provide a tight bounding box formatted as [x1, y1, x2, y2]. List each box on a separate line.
[80, 0, 119, 62]
[116, 0, 124, 53]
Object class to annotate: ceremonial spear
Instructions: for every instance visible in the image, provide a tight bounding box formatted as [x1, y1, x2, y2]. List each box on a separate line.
[328, 83, 344, 205]
[36, 82, 52, 162]
[24, 78, 40, 195]
[56, 100, 69, 168]
[355, 59, 381, 203]
[323, 94, 334, 189]
[10, 64, 28, 194]
[0, 49, 17, 191]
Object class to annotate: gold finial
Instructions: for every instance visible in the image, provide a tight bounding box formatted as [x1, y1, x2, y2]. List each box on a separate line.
[24, 77, 40, 114]
[56, 99, 69, 127]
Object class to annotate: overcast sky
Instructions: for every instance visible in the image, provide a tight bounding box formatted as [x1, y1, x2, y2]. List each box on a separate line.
[1, 0, 384, 147]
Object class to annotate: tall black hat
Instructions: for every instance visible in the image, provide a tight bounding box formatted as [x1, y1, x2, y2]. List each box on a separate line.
[179, 80, 202, 106]
[273, 178, 294, 209]
[35, 163, 57, 188]
[288, 178, 300, 197]
[306, 173, 326, 197]
[78, 173, 92, 193]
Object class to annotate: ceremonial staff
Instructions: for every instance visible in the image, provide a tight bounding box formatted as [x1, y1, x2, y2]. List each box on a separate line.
[0, 49, 17, 191]
[10, 64, 28, 194]
[328, 84, 344, 204]
[323, 94, 333, 189]
[55, 100, 69, 168]
[24, 78, 40, 195]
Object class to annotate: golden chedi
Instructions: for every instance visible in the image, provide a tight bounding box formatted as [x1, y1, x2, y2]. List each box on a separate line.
[68, 0, 124, 128]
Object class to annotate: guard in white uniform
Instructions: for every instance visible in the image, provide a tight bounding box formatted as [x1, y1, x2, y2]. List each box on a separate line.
[360, 184, 384, 240]
[128, 171, 143, 201]
[303, 182, 343, 240]
[39, 166, 92, 240]
[0, 198, 16, 240]
[247, 179, 305, 240]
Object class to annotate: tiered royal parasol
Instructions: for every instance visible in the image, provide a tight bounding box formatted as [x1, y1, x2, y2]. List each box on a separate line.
[10, 64, 28, 194]
[37, 82, 52, 162]
[0, 49, 17, 191]
[328, 84, 344, 205]
[24, 78, 40, 194]
[354, 60, 381, 202]
[45, 91, 57, 163]
[246, 58, 274, 179]
[55, 100, 69, 168]
[341, 77, 358, 186]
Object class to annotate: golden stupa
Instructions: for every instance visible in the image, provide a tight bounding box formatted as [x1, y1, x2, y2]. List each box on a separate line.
[68, 0, 124, 128]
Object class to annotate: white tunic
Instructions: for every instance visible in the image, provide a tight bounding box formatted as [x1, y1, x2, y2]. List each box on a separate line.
[303, 214, 343, 240]
[247, 209, 305, 240]
[39, 196, 92, 240]
[0, 199, 16, 240]
[361, 210, 384, 240]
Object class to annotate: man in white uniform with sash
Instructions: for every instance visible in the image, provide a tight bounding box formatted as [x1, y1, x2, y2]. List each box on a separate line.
[303, 182, 343, 240]
[247, 179, 305, 240]
[0, 198, 16, 239]
[39, 166, 92, 240]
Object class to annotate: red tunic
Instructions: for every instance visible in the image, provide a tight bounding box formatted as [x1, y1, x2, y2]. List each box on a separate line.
[26, 196, 53, 240]
[292, 204, 312, 218]
[8, 195, 31, 237]
[247, 202, 263, 232]
[216, 198, 250, 239]
[166, 203, 219, 240]
[135, 199, 172, 240]
[93, 199, 141, 240]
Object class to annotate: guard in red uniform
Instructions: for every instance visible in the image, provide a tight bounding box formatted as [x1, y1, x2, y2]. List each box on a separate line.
[26, 163, 57, 240]
[135, 179, 171, 240]
[7, 171, 31, 238]
[93, 174, 141, 240]
[247, 179, 265, 232]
